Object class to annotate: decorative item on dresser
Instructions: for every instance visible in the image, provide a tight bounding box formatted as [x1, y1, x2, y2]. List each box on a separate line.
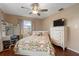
[50, 18, 68, 50]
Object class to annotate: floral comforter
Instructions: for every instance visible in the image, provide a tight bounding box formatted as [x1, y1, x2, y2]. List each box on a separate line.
[14, 34, 54, 55]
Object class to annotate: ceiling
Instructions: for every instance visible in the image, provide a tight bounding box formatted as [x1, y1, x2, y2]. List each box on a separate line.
[0, 3, 75, 19]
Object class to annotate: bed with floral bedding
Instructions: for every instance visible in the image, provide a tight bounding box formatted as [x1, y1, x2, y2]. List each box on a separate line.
[14, 31, 55, 56]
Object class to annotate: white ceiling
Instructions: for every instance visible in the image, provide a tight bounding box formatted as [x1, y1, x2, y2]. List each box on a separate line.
[0, 3, 75, 19]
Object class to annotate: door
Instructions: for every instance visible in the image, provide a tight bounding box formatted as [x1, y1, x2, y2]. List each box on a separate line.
[0, 20, 3, 52]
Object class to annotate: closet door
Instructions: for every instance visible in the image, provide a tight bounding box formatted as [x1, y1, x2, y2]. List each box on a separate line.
[0, 39, 3, 52]
[0, 20, 1, 40]
[0, 20, 3, 52]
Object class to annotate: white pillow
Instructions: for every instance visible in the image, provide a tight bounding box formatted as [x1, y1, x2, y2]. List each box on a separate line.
[32, 31, 42, 36]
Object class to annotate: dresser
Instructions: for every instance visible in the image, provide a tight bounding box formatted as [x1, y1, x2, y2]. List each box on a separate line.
[50, 26, 68, 50]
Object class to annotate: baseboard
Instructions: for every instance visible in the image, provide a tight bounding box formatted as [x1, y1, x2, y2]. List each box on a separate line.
[67, 47, 79, 54]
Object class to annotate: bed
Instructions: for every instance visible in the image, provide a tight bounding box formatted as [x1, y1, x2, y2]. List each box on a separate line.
[14, 31, 55, 56]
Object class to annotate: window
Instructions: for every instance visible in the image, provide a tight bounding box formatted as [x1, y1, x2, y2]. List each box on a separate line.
[23, 20, 32, 31]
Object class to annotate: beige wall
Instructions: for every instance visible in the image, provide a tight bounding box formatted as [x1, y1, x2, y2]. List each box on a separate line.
[4, 14, 21, 25]
[43, 4, 79, 53]
[32, 19, 44, 31]
[4, 14, 43, 31]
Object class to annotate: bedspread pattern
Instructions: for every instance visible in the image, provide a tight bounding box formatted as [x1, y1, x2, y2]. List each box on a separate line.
[14, 34, 54, 55]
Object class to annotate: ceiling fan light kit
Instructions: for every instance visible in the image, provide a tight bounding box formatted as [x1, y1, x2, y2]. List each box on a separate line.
[21, 3, 48, 16]
[32, 3, 39, 14]
[32, 10, 38, 14]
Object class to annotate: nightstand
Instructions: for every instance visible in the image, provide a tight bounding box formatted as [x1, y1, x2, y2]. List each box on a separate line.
[3, 40, 11, 50]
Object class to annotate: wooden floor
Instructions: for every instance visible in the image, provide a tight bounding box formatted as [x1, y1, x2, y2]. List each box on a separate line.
[0, 44, 79, 56]
[53, 44, 79, 56]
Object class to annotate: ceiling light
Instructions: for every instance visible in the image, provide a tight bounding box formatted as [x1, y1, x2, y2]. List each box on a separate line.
[32, 3, 39, 14]
[32, 10, 38, 14]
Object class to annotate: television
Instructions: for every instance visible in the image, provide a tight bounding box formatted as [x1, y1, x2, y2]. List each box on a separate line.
[53, 19, 65, 27]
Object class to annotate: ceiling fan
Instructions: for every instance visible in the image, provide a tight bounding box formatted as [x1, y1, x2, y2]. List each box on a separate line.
[21, 3, 48, 16]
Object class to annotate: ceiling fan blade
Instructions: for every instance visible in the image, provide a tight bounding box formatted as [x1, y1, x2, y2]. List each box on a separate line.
[58, 8, 64, 11]
[37, 13, 40, 16]
[21, 6, 25, 8]
[39, 9, 48, 12]
[29, 12, 32, 14]
[21, 6, 29, 9]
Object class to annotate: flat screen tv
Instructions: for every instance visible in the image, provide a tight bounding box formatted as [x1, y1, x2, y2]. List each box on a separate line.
[53, 19, 65, 27]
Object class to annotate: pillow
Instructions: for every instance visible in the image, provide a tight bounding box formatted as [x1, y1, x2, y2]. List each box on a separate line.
[37, 32, 42, 36]
[42, 32, 48, 36]
[32, 31, 42, 36]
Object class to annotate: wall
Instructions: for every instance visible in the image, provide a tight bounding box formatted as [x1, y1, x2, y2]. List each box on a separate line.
[32, 19, 44, 31]
[4, 14, 20, 25]
[43, 4, 79, 53]
[4, 14, 44, 36]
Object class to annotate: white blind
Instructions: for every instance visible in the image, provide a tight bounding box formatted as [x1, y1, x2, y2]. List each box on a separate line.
[23, 20, 32, 31]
